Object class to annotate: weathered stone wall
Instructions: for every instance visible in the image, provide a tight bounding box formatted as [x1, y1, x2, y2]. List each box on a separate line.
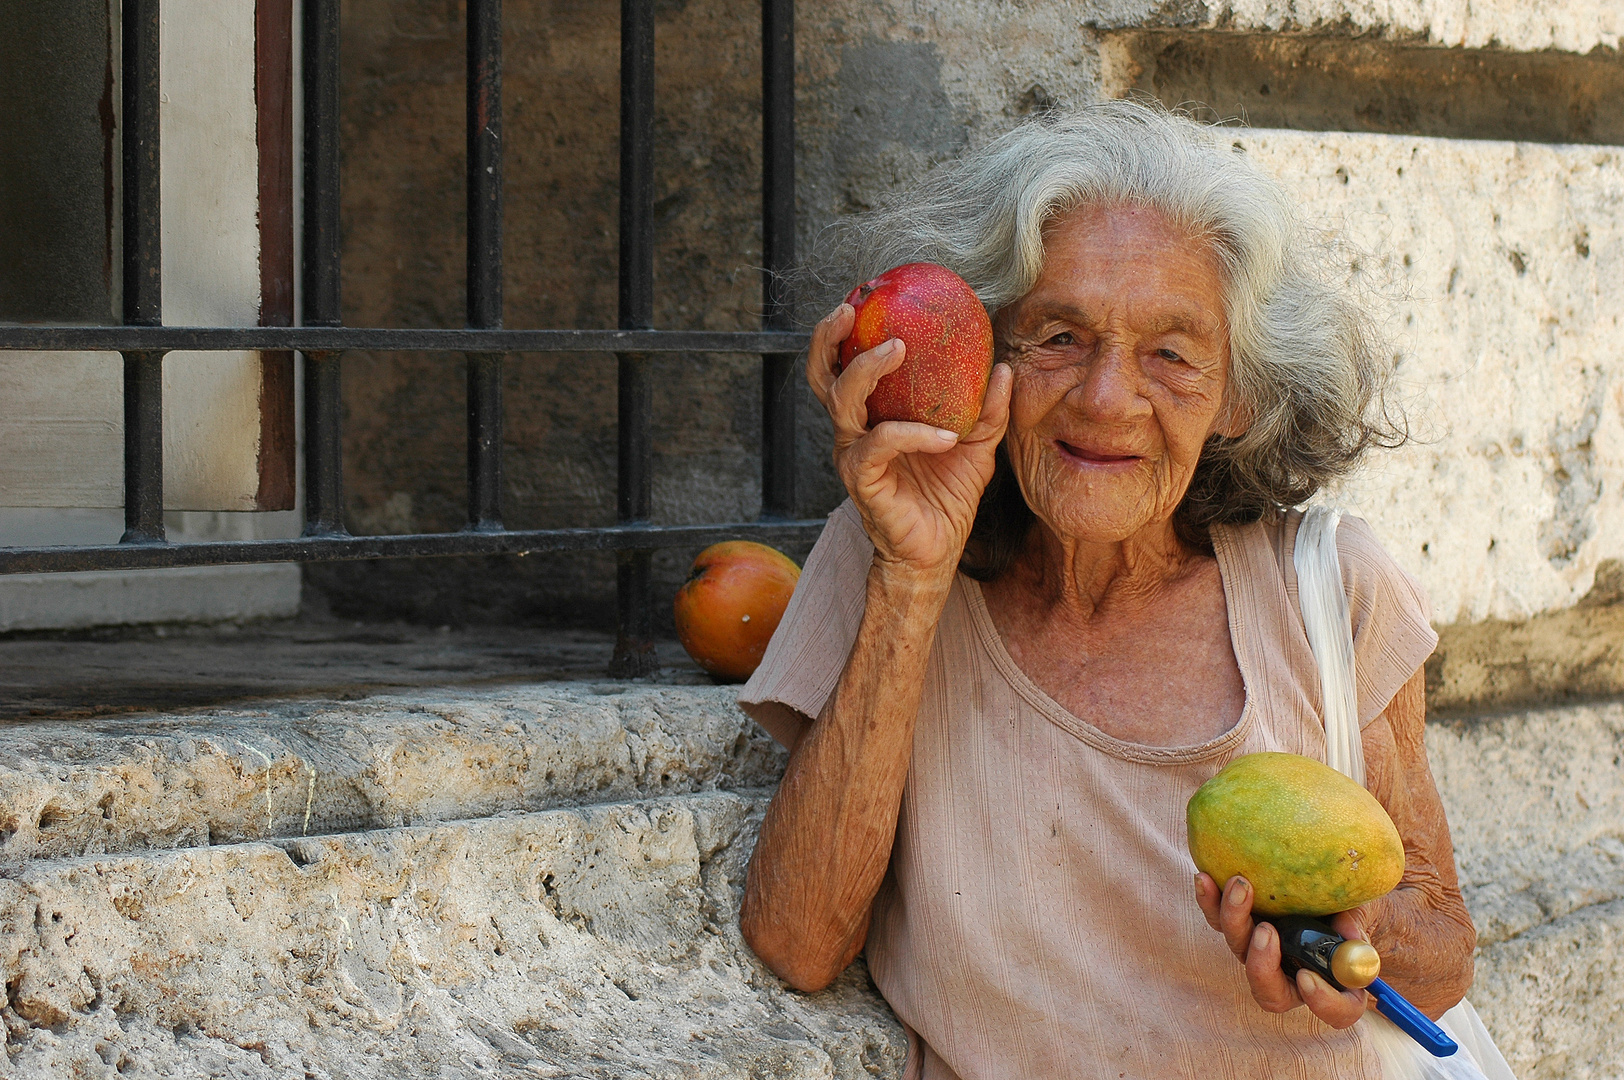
[0, 686, 904, 1079]
[312, 2, 1624, 664]
[0, 682, 1615, 1078]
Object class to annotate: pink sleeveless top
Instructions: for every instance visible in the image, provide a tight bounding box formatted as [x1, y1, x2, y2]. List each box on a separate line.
[740, 502, 1437, 1080]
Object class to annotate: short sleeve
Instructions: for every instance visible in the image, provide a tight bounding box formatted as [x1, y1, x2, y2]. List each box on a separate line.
[1337, 515, 1438, 727]
[738, 500, 875, 746]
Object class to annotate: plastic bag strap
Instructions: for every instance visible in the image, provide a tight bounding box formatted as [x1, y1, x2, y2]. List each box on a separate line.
[1292, 505, 1366, 786]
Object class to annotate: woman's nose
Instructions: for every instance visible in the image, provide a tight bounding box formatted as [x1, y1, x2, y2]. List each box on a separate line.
[1070, 344, 1150, 420]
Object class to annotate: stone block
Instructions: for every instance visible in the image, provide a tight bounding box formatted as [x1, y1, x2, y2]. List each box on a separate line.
[0, 563, 301, 633]
[1429, 700, 1624, 1075]
[1227, 132, 1624, 626]
[0, 791, 906, 1078]
[0, 683, 785, 864]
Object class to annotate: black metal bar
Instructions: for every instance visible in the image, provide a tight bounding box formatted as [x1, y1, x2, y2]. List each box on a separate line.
[303, 351, 345, 535]
[121, 353, 165, 544]
[0, 520, 828, 575]
[302, 0, 340, 329]
[465, 0, 504, 531]
[760, 0, 796, 519]
[301, 0, 345, 538]
[121, 0, 165, 544]
[618, 0, 655, 334]
[611, 0, 658, 678]
[466, 0, 502, 332]
[0, 326, 808, 353]
[614, 353, 654, 675]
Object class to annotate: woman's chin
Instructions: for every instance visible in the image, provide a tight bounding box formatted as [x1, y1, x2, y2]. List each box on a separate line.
[1025, 473, 1176, 544]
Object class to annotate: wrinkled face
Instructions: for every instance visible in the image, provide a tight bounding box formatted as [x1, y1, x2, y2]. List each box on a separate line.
[997, 203, 1240, 545]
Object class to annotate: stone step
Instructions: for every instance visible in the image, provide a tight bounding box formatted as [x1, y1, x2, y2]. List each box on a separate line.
[1426, 699, 1624, 1079]
[0, 789, 906, 1079]
[0, 683, 786, 866]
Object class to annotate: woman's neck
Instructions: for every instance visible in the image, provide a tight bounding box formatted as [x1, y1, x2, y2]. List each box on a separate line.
[999, 519, 1202, 623]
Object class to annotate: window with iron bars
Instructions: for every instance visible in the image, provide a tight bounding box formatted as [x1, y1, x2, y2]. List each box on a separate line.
[0, 0, 820, 676]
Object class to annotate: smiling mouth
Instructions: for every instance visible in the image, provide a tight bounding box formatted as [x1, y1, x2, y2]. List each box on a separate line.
[1056, 439, 1141, 465]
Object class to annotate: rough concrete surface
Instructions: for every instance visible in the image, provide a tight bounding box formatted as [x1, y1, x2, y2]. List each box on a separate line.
[0, 682, 784, 864]
[1230, 131, 1624, 626]
[1101, 31, 1624, 145]
[0, 620, 714, 722]
[0, 671, 1619, 1075]
[0, 792, 906, 1079]
[1428, 699, 1624, 1078]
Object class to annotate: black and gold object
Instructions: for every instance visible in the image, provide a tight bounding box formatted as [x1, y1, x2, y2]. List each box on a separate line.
[1260, 915, 1460, 1058]
[1261, 915, 1381, 992]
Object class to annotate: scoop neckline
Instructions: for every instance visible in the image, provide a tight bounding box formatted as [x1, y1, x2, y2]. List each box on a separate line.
[960, 525, 1256, 765]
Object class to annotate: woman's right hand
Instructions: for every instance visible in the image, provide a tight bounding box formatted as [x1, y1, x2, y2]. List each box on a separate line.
[808, 303, 1013, 576]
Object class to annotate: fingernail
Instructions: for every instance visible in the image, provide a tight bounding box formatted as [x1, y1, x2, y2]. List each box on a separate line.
[882, 338, 902, 354]
[1193, 872, 1203, 897]
[1252, 924, 1269, 950]
[935, 428, 959, 441]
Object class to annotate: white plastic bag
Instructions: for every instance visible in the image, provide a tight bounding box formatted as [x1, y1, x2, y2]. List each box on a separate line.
[1293, 506, 1517, 1080]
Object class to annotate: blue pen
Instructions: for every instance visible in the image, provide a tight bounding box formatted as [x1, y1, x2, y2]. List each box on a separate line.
[1366, 977, 1459, 1057]
[1262, 916, 1459, 1058]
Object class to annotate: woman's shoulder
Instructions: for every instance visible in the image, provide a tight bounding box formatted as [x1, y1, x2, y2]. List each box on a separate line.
[1218, 510, 1427, 616]
[1223, 508, 1437, 724]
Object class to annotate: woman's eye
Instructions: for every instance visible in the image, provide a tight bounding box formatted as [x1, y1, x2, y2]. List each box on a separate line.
[1046, 332, 1075, 346]
[1156, 348, 1184, 363]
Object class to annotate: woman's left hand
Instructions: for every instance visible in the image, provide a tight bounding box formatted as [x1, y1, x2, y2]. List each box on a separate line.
[1194, 872, 1370, 1029]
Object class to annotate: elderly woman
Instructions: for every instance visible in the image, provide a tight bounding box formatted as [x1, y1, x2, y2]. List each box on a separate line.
[736, 102, 1477, 1079]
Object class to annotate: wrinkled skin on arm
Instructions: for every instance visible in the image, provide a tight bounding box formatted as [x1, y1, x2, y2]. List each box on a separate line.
[1194, 668, 1477, 1024]
[739, 303, 1013, 992]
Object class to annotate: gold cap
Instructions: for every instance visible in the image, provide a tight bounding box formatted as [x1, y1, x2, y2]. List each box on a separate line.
[1330, 941, 1381, 989]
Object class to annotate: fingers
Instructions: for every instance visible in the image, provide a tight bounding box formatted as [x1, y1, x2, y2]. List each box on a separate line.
[1330, 909, 1367, 943]
[1194, 873, 1223, 931]
[1295, 970, 1369, 1029]
[838, 422, 962, 493]
[826, 343, 909, 453]
[1198, 878, 1374, 1027]
[962, 362, 1013, 445]
[806, 304, 855, 407]
[1216, 876, 1257, 960]
[1243, 920, 1303, 1013]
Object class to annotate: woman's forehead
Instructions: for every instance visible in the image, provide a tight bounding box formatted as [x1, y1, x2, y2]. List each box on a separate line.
[1015, 206, 1229, 336]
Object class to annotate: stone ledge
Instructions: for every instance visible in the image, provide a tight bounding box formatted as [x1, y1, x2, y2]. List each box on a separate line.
[0, 683, 786, 865]
[1088, 0, 1621, 54]
[0, 791, 905, 1079]
[1472, 897, 1624, 1080]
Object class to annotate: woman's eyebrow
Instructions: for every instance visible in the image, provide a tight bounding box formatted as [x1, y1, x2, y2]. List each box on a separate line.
[1143, 309, 1222, 337]
[1013, 301, 1096, 329]
[1015, 302, 1220, 337]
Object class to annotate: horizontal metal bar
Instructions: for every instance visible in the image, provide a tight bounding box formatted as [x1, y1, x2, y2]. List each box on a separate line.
[0, 326, 810, 354]
[0, 520, 826, 575]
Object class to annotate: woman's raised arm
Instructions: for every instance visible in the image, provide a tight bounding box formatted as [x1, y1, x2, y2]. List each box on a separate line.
[740, 305, 1010, 991]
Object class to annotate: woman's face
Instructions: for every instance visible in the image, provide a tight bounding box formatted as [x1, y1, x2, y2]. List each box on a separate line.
[997, 203, 1241, 545]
